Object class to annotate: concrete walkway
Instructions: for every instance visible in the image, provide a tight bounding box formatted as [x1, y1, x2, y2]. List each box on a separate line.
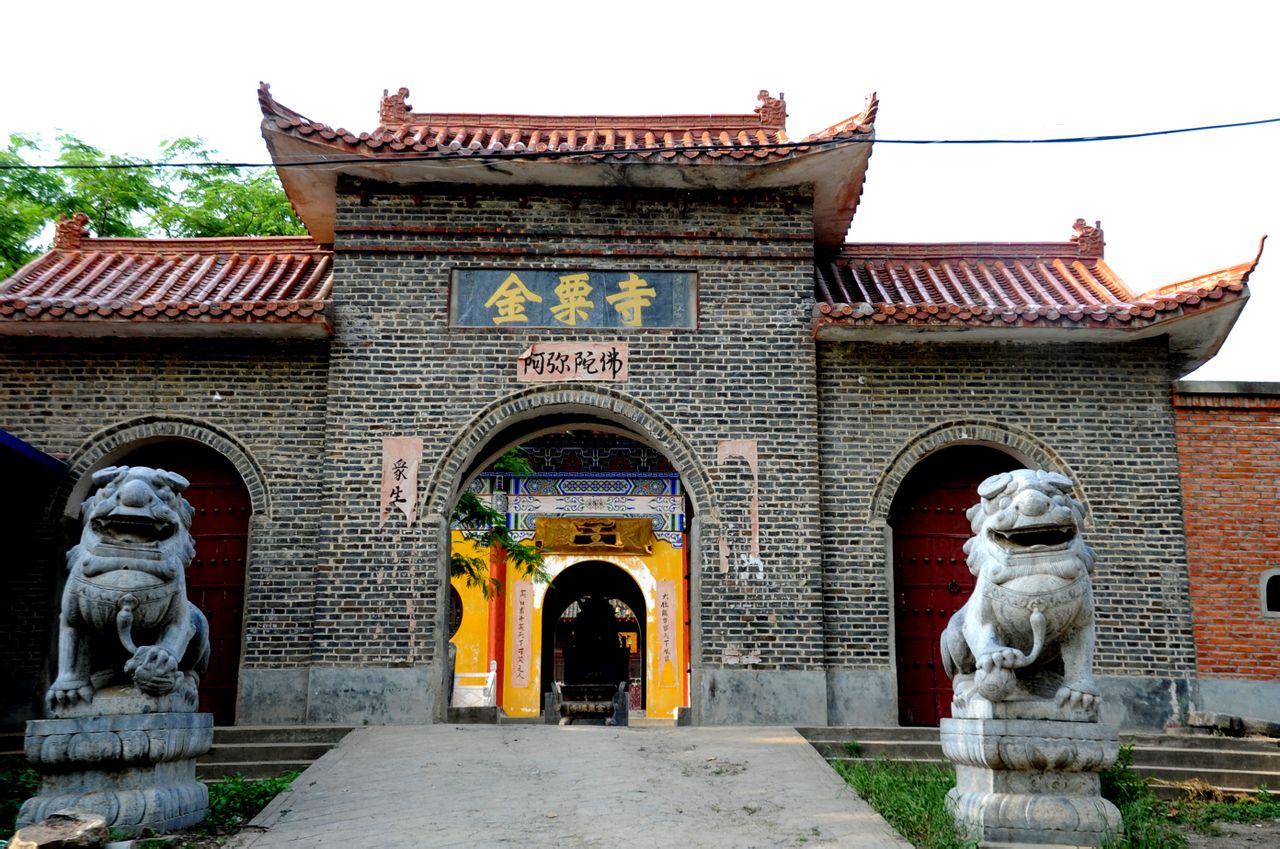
[232, 725, 910, 848]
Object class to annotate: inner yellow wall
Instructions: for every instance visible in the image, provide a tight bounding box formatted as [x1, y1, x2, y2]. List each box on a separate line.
[449, 537, 492, 677]
[450, 533, 686, 719]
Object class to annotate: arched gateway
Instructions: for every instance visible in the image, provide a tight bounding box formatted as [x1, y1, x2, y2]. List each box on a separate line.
[441, 412, 703, 722]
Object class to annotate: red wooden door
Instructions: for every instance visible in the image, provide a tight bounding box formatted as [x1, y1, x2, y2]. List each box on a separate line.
[890, 447, 1020, 726]
[121, 443, 249, 725]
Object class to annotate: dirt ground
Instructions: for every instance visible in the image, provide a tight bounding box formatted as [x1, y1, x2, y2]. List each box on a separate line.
[1183, 818, 1280, 847]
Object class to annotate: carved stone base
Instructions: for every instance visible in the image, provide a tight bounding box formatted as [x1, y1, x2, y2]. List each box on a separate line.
[17, 711, 212, 837]
[941, 717, 1123, 847]
[45, 684, 198, 719]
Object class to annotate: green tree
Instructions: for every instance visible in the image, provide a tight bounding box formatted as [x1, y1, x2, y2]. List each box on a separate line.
[451, 449, 548, 597]
[0, 133, 304, 279]
[55, 134, 170, 238]
[154, 137, 305, 238]
[0, 134, 64, 277]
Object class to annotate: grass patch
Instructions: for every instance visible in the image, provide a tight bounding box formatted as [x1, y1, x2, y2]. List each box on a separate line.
[0, 757, 41, 837]
[833, 759, 974, 849]
[1096, 740, 1280, 846]
[1099, 741, 1185, 848]
[199, 771, 300, 835]
[1169, 785, 1280, 836]
[832, 741, 1279, 849]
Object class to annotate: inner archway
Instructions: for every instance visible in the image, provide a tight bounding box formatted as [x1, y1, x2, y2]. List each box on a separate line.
[445, 425, 693, 722]
[542, 561, 647, 709]
[889, 445, 1023, 727]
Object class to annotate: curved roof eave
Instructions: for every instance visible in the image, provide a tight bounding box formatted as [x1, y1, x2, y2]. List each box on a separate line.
[259, 86, 876, 248]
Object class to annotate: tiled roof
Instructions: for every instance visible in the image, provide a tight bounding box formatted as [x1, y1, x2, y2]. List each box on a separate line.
[261, 85, 875, 162]
[0, 214, 333, 338]
[814, 223, 1263, 373]
[258, 84, 878, 247]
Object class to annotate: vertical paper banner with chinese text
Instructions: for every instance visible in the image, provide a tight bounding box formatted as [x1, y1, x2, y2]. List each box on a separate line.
[511, 580, 534, 688]
[380, 437, 421, 526]
[657, 579, 677, 687]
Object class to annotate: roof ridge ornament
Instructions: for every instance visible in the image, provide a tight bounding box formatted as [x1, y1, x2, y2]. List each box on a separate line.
[1072, 218, 1104, 258]
[380, 87, 411, 126]
[755, 90, 787, 129]
[53, 213, 90, 250]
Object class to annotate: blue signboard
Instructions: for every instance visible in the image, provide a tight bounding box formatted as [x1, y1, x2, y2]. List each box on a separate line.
[451, 269, 696, 329]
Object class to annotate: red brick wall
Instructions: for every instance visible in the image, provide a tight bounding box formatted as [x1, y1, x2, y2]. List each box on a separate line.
[1173, 386, 1280, 680]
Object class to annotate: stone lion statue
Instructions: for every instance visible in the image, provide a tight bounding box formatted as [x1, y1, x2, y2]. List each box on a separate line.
[47, 466, 210, 712]
[940, 469, 1100, 713]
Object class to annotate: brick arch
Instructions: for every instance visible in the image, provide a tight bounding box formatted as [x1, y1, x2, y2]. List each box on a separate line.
[867, 419, 1087, 526]
[424, 384, 716, 723]
[55, 416, 270, 521]
[422, 384, 715, 519]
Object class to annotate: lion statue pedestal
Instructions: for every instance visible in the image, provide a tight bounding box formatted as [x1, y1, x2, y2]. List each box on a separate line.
[18, 467, 213, 837]
[938, 470, 1121, 847]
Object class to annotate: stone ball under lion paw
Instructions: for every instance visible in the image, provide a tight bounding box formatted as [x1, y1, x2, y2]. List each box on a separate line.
[976, 666, 1017, 701]
[126, 646, 180, 695]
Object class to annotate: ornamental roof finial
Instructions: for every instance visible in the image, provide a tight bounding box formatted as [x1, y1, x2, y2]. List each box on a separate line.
[380, 87, 412, 125]
[755, 90, 787, 129]
[53, 212, 90, 250]
[1072, 218, 1104, 258]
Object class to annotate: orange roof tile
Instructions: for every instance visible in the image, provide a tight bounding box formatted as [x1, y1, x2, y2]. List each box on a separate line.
[0, 215, 333, 338]
[258, 84, 878, 247]
[814, 223, 1263, 374]
[261, 86, 875, 162]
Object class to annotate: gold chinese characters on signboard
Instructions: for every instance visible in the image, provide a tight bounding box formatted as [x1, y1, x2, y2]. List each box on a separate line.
[534, 517, 656, 555]
[451, 269, 695, 329]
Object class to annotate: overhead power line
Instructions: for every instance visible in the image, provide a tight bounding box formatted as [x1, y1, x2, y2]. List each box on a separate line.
[878, 116, 1280, 145]
[1, 115, 1277, 172]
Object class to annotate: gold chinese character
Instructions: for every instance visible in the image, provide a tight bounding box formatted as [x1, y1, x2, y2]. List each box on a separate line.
[483, 272, 543, 325]
[606, 273, 657, 327]
[550, 273, 594, 326]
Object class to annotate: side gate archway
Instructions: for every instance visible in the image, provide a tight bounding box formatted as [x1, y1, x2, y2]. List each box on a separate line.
[117, 442, 251, 725]
[888, 445, 1023, 726]
[56, 418, 267, 726]
[870, 422, 1088, 727]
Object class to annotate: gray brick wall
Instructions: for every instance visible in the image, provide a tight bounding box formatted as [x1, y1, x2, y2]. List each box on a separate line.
[0, 187, 1204, 727]
[0, 338, 330, 675]
[817, 338, 1196, 680]
[314, 183, 827, 673]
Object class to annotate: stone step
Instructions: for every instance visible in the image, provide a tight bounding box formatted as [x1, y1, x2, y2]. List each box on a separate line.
[1127, 745, 1280, 772]
[797, 725, 941, 743]
[802, 727, 1280, 796]
[1126, 733, 1280, 753]
[194, 725, 352, 782]
[203, 741, 335, 764]
[1, 730, 23, 758]
[212, 725, 353, 745]
[495, 713, 540, 725]
[814, 737, 1280, 778]
[198, 760, 314, 781]
[827, 754, 949, 770]
[809, 739, 942, 760]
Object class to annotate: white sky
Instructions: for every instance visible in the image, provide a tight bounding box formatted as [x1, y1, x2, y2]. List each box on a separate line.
[3, 2, 1275, 380]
